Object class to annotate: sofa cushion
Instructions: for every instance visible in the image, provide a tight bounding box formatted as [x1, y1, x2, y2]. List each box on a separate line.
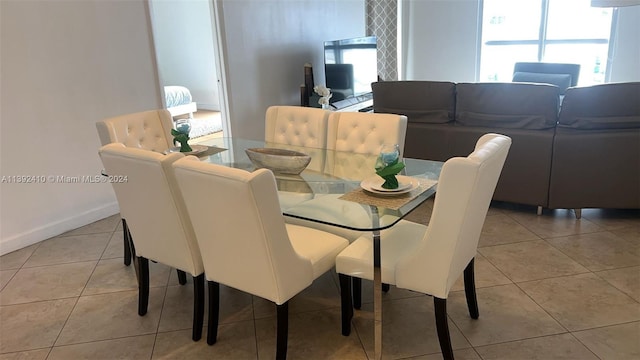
[455, 83, 560, 130]
[513, 71, 572, 94]
[372, 81, 456, 124]
[559, 82, 640, 130]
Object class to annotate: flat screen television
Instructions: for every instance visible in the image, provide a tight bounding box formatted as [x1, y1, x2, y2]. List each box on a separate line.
[324, 36, 377, 104]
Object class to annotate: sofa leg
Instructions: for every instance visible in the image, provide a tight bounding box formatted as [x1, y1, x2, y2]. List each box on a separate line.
[574, 208, 582, 219]
[537, 206, 543, 216]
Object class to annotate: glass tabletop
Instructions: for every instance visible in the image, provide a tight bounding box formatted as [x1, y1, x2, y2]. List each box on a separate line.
[197, 137, 443, 232]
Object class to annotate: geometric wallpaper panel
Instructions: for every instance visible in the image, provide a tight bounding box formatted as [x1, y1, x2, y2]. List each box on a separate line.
[366, 0, 398, 81]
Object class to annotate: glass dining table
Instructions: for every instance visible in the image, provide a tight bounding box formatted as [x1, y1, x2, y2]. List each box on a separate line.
[197, 137, 443, 359]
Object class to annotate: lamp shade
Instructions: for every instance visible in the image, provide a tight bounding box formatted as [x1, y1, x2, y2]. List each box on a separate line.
[591, 0, 640, 6]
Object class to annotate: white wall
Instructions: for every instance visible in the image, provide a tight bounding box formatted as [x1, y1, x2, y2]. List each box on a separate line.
[609, 5, 640, 82]
[401, 0, 480, 82]
[0, 1, 161, 255]
[149, 0, 221, 110]
[0, 0, 366, 254]
[216, 0, 366, 140]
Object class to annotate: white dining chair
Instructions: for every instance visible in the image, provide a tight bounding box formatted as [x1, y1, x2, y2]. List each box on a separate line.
[98, 143, 205, 341]
[286, 111, 409, 242]
[96, 109, 174, 153]
[326, 111, 407, 156]
[324, 110, 408, 186]
[335, 133, 511, 359]
[265, 105, 330, 149]
[172, 156, 349, 360]
[264, 105, 331, 210]
[96, 109, 175, 267]
[286, 111, 410, 298]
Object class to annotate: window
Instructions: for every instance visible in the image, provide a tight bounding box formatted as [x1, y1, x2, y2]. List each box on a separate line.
[479, 0, 614, 85]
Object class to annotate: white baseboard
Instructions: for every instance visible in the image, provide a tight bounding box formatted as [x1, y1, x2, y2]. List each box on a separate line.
[0, 201, 120, 256]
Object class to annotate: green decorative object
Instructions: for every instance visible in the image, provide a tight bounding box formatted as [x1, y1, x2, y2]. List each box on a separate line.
[376, 159, 406, 189]
[375, 144, 405, 189]
[172, 119, 192, 153]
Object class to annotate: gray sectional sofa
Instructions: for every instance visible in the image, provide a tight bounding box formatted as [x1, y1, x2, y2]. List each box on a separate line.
[372, 80, 640, 216]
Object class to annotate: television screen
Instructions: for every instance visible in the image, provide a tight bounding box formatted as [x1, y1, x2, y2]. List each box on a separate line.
[324, 36, 377, 104]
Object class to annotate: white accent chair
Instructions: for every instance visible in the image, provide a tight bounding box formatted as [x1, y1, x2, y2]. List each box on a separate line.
[325, 111, 408, 187]
[98, 143, 205, 341]
[289, 112, 407, 241]
[172, 157, 349, 360]
[290, 111, 410, 297]
[96, 109, 175, 267]
[326, 111, 407, 157]
[265, 105, 330, 149]
[336, 134, 511, 359]
[264, 105, 331, 210]
[287, 111, 409, 242]
[96, 109, 174, 153]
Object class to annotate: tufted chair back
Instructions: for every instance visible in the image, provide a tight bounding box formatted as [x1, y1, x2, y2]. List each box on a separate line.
[325, 112, 407, 180]
[98, 143, 203, 276]
[265, 106, 330, 149]
[173, 157, 315, 305]
[96, 109, 174, 153]
[265, 106, 330, 174]
[326, 112, 407, 156]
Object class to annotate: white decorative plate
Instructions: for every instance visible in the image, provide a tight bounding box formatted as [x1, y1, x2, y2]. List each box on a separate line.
[165, 144, 208, 156]
[360, 175, 419, 196]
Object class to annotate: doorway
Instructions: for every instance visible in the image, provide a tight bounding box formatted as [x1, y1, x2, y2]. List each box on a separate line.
[148, 0, 228, 138]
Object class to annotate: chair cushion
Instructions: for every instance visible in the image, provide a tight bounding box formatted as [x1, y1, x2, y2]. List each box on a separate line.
[287, 223, 349, 279]
[335, 220, 426, 284]
[278, 192, 314, 210]
[283, 194, 370, 241]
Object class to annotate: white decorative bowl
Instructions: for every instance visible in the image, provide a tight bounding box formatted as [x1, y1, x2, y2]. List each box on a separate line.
[245, 148, 311, 175]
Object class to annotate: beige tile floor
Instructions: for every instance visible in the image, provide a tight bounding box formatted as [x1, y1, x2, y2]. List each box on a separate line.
[0, 202, 638, 359]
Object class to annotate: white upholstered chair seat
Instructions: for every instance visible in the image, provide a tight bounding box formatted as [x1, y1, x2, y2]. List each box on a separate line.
[335, 220, 426, 284]
[284, 194, 371, 241]
[286, 223, 350, 279]
[278, 192, 315, 210]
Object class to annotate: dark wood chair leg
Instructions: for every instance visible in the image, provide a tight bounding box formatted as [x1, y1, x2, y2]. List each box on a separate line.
[207, 281, 220, 345]
[382, 283, 390, 292]
[275, 302, 289, 360]
[122, 218, 131, 266]
[463, 258, 479, 319]
[434, 297, 454, 360]
[192, 274, 205, 341]
[177, 270, 187, 285]
[138, 256, 149, 316]
[127, 229, 136, 259]
[352, 277, 362, 309]
[338, 274, 353, 336]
